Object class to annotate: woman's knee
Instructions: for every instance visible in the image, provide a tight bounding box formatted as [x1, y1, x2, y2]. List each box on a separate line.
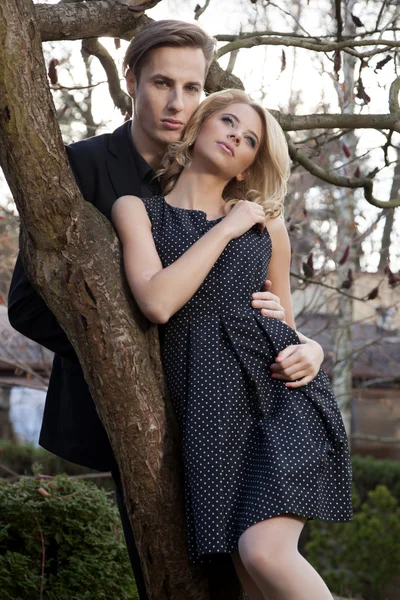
[238, 516, 304, 581]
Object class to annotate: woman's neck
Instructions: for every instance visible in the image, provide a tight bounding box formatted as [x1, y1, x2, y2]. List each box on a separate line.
[165, 168, 228, 218]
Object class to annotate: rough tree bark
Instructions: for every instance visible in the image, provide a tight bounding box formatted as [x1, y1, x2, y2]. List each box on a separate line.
[0, 1, 242, 599]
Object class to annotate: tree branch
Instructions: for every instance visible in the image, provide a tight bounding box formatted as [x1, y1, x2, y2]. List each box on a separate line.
[216, 35, 400, 60]
[36, 1, 151, 42]
[286, 135, 400, 209]
[81, 38, 131, 116]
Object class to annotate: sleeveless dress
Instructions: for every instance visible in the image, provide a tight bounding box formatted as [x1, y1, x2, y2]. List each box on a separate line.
[142, 195, 353, 564]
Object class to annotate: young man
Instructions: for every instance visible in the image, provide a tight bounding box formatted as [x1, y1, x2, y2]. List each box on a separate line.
[8, 19, 324, 600]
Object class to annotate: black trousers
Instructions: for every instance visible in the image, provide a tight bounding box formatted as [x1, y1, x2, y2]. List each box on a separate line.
[112, 468, 149, 600]
[111, 469, 242, 600]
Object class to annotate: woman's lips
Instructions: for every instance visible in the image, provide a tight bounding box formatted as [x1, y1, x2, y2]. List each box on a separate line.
[217, 141, 234, 157]
[161, 119, 184, 131]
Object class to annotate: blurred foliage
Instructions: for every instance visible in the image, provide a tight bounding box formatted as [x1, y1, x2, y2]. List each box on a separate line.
[0, 441, 114, 492]
[0, 475, 138, 599]
[306, 485, 400, 600]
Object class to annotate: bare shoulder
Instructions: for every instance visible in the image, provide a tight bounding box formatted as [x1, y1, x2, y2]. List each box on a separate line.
[265, 215, 289, 245]
[112, 194, 143, 215]
[111, 195, 150, 224]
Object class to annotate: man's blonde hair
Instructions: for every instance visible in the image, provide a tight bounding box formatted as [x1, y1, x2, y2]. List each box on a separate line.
[123, 20, 216, 81]
[158, 89, 290, 219]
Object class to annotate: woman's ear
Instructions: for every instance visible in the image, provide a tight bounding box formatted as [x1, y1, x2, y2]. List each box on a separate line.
[236, 170, 248, 182]
[125, 67, 136, 99]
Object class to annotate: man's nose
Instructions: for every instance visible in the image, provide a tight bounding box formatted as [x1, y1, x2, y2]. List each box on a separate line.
[167, 88, 184, 112]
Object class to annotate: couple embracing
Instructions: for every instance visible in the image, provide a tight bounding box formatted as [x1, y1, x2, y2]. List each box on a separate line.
[9, 19, 352, 600]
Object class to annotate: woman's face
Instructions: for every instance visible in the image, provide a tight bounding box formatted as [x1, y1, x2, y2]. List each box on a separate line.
[191, 102, 263, 181]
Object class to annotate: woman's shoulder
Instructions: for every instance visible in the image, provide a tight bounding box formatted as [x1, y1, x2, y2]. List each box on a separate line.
[265, 215, 287, 236]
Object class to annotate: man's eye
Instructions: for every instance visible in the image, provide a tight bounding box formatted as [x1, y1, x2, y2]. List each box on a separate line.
[155, 80, 168, 87]
[186, 86, 199, 93]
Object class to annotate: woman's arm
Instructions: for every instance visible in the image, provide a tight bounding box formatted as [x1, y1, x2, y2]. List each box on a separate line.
[112, 196, 264, 324]
[266, 216, 324, 387]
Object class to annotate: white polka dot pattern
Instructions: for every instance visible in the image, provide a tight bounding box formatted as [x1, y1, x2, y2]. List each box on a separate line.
[142, 196, 353, 564]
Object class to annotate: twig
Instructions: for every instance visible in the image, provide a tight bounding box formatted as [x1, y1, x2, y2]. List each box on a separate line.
[33, 515, 46, 600]
[194, 0, 211, 21]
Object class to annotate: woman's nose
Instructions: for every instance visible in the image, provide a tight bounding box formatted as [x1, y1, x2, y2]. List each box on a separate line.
[228, 133, 240, 145]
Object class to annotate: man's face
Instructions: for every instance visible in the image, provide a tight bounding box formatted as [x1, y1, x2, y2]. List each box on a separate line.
[127, 46, 206, 162]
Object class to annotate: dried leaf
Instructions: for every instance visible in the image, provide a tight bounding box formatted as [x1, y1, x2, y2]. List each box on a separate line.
[356, 78, 371, 104]
[334, 50, 341, 75]
[341, 269, 353, 289]
[281, 50, 286, 73]
[375, 55, 392, 71]
[351, 13, 364, 27]
[385, 265, 400, 287]
[48, 58, 59, 86]
[37, 487, 51, 498]
[366, 286, 379, 300]
[342, 143, 351, 158]
[302, 262, 314, 278]
[114, 38, 121, 50]
[354, 166, 361, 178]
[338, 245, 350, 265]
[341, 279, 352, 289]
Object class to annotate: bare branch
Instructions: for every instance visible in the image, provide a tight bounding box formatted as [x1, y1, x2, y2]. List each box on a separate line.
[216, 35, 400, 60]
[286, 135, 400, 209]
[274, 112, 400, 133]
[81, 38, 131, 116]
[194, 0, 211, 21]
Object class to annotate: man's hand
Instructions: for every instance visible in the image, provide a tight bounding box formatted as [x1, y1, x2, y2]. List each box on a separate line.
[251, 279, 286, 321]
[270, 332, 324, 388]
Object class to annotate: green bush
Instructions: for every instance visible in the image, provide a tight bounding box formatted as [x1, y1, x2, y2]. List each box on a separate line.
[352, 454, 400, 504]
[0, 441, 114, 491]
[306, 485, 400, 600]
[0, 475, 138, 600]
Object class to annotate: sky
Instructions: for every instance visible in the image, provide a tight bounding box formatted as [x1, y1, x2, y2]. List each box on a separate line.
[1, 0, 399, 270]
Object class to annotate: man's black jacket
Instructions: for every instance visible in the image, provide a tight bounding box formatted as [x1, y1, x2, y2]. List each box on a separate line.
[8, 121, 159, 470]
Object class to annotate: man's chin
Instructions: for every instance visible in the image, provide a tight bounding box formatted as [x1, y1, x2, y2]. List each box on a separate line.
[158, 129, 184, 144]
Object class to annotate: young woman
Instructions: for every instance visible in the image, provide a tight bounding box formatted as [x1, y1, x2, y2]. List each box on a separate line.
[112, 89, 352, 600]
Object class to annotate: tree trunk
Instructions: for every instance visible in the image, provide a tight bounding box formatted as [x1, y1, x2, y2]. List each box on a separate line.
[331, 0, 358, 438]
[0, 1, 242, 598]
[378, 152, 400, 271]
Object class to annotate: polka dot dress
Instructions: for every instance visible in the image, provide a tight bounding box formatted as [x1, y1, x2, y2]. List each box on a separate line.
[142, 196, 353, 564]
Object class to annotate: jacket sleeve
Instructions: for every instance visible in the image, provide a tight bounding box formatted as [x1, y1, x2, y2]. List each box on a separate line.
[7, 143, 96, 360]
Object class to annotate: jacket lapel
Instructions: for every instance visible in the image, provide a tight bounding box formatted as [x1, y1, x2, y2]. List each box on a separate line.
[106, 121, 143, 199]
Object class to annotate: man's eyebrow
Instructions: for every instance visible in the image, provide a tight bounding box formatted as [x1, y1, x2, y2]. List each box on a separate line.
[223, 112, 260, 143]
[151, 73, 202, 87]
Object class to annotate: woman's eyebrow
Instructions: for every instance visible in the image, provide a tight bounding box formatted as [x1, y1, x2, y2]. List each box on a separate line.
[223, 112, 259, 143]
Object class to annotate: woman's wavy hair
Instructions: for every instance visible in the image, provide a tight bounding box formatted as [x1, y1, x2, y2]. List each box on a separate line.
[158, 89, 290, 219]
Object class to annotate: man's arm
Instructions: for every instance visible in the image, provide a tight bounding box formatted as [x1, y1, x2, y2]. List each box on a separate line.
[7, 143, 95, 360]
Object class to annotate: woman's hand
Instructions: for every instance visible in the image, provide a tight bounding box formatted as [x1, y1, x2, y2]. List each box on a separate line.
[221, 200, 265, 239]
[270, 333, 324, 388]
[251, 279, 286, 321]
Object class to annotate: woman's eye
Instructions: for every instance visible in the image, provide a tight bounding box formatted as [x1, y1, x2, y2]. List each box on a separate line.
[246, 136, 256, 149]
[222, 116, 234, 126]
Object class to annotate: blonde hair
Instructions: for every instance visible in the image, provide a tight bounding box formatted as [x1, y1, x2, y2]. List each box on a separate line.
[158, 89, 290, 219]
[123, 20, 216, 81]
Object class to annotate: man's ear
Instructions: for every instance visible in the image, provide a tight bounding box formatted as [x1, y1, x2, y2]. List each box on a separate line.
[125, 67, 136, 99]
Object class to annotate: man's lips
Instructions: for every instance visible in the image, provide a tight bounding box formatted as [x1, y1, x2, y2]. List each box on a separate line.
[161, 119, 184, 131]
[217, 141, 235, 157]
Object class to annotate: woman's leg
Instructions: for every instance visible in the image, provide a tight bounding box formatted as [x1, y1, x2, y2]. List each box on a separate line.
[238, 515, 333, 600]
[231, 551, 264, 600]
